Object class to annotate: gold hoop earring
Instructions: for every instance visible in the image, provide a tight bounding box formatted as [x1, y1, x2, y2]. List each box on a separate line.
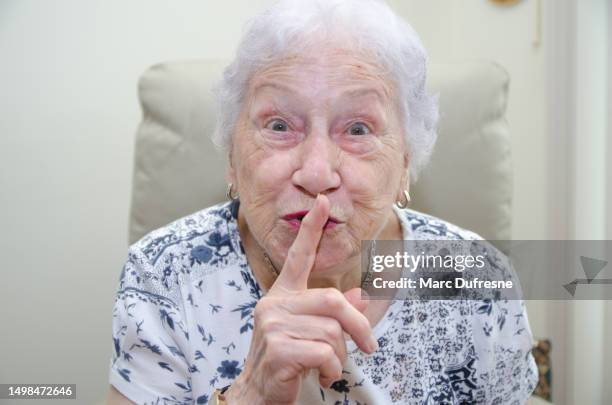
[395, 189, 411, 209]
[226, 183, 239, 201]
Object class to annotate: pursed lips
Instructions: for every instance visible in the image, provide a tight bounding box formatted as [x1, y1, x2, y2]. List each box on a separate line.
[282, 210, 343, 230]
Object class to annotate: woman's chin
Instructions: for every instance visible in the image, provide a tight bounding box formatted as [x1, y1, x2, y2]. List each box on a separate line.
[310, 245, 356, 274]
[270, 226, 357, 271]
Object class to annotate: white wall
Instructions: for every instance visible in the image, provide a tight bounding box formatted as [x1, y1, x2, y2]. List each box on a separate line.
[0, 1, 605, 404]
[567, 0, 608, 404]
[606, 0, 612, 400]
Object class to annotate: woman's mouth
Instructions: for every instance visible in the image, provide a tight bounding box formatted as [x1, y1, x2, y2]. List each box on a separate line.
[282, 211, 342, 230]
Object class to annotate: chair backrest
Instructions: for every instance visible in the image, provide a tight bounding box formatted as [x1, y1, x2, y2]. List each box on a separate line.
[128, 59, 512, 244]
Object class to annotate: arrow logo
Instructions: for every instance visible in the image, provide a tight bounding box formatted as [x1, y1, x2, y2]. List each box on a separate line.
[564, 256, 609, 297]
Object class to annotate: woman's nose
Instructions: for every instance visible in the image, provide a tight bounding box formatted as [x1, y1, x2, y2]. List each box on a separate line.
[291, 131, 341, 196]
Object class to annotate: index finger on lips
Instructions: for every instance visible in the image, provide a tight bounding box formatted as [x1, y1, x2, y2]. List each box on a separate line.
[272, 193, 330, 292]
[283, 289, 378, 354]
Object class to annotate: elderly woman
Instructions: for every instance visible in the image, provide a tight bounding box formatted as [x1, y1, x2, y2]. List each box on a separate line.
[107, 0, 538, 404]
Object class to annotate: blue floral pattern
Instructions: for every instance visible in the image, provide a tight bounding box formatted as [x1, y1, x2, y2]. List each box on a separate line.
[109, 200, 538, 404]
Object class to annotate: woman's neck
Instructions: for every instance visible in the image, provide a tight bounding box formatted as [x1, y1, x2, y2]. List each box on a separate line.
[237, 212, 278, 292]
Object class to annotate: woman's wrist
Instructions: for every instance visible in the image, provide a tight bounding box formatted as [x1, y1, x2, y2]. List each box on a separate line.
[223, 373, 265, 405]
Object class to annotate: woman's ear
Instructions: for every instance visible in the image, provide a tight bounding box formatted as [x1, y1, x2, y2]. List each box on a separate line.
[226, 148, 237, 185]
[395, 154, 411, 203]
[402, 153, 410, 187]
[397, 173, 409, 199]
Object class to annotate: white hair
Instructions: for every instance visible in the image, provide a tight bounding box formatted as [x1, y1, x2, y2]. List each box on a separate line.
[212, 0, 438, 182]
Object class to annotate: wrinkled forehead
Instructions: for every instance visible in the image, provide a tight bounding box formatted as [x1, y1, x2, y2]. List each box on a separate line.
[248, 48, 396, 106]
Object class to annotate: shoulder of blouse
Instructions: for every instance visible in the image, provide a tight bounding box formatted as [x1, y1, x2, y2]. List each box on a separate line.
[394, 206, 483, 241]
[117, 200, 238, 306]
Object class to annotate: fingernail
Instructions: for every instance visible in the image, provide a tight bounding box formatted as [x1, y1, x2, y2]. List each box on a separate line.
[316, 194, 325, 210]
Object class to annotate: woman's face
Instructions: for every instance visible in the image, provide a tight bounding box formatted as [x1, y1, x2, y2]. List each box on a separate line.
[229, 48, 408, 273]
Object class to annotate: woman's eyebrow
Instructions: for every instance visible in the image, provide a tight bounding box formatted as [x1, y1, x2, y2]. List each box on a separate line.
[252, 81, 311, 106]
[337, 87, 389, 104]
[251, 81, 391, 118]
[252, 81, 300, 97]
[254, 80, 388, 100]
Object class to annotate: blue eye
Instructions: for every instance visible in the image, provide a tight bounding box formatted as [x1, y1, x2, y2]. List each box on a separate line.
[265, 119, 289, 132]
[348, 122, 370, 136]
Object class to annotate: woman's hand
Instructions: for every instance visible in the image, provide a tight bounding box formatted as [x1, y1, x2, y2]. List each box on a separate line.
[225, 194, 378, 405]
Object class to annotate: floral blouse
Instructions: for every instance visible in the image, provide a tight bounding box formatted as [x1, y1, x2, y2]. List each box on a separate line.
[109, 199, 538, 404]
